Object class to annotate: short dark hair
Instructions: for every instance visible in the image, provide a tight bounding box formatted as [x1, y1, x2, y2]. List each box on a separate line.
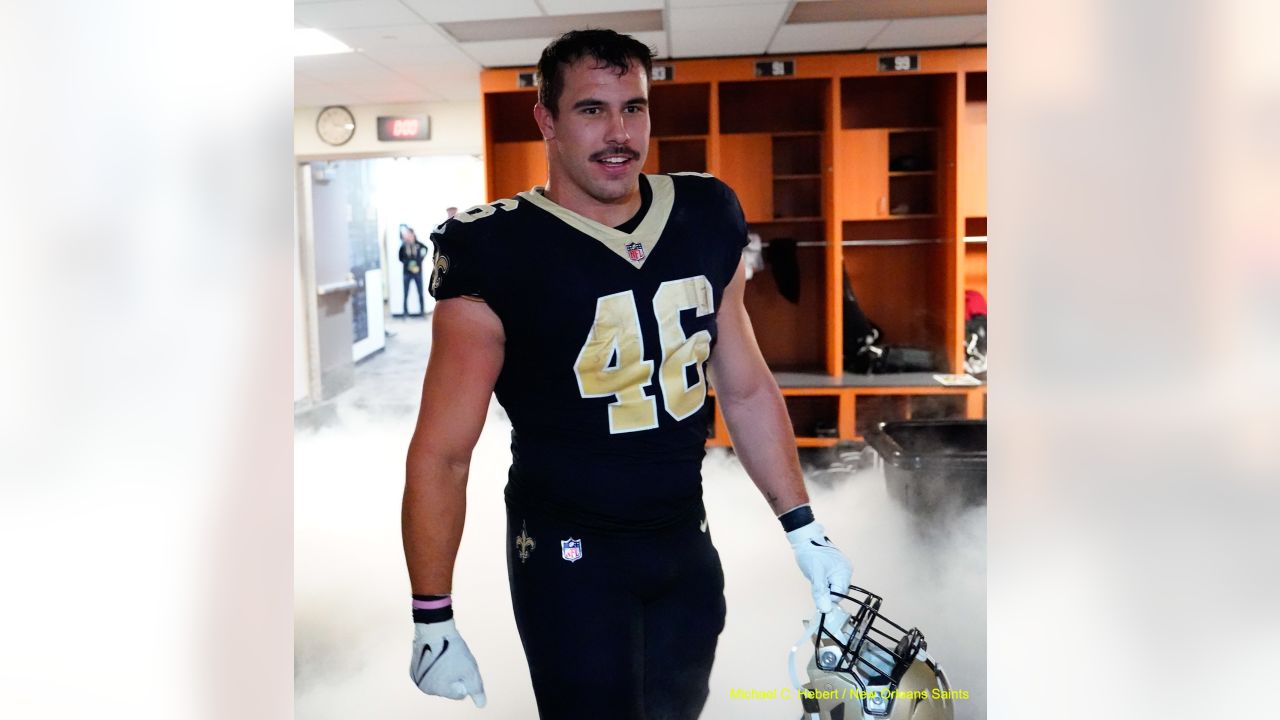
[536, 29, 655, 118]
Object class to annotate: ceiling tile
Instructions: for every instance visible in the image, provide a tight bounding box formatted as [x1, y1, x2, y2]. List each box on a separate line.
[372, 47, 483, 100]
[458, 37, 555, 68]
[294, 77, 336, 97]
[669, 3, 788, 30]
[396, 65, 484, 100]
[768, 19, 889, 54]
[667, 3, 785, 57]
[294, 74, 328, 95]
[788, 0, 986, 23]
[295, 52, 381, 76]
[458, 29, 669, 70]
[668, 0, 787, 7]
[439, 10, 662, 43]
[359, 43, 479, 69]
[865, 14, 986, 49]
[344, 81, 445, 104]
[399, 0, 542, 23]
[295, 52, 403, 84]
[539, 0, 663, 14]
[294, 0, 424, 30]
[326, 24, 452, 52]
[669, 30, 771, 59]
[295, 78, 371, 107]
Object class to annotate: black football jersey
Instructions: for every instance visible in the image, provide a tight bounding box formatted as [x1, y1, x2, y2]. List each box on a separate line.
[429, 173, 748, 526]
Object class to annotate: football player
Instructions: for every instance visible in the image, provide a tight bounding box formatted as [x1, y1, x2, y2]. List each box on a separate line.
[402, 29, 853, 719]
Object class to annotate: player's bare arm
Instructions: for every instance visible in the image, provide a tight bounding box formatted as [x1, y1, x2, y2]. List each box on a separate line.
[707, 257, 808, 515]
[708, 253, 854, 614]
[402, 296, 504, 594]
[402, 296, 502, 708]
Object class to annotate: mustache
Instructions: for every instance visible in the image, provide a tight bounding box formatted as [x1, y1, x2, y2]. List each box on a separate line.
[589, 146, 639, 162]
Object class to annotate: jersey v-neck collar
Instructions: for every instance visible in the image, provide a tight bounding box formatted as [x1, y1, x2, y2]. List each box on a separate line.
[611, 174, 652, 234]
[518, 173, 674, 270]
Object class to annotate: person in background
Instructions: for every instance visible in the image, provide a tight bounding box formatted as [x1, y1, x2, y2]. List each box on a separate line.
[398, 224, 428, 317]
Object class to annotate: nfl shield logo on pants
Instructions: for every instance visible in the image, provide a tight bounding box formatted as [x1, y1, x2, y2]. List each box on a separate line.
[625, 241, 645, 262]
[560, 538, 583, 563]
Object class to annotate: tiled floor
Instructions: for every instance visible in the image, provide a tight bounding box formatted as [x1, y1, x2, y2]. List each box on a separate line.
[294, 312, 987, 719]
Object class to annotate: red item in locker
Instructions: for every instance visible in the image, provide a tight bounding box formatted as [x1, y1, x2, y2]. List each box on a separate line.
[965, 290, 986, 319]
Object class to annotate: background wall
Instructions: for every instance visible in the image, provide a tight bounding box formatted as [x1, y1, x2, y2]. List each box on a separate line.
[292, 100, 488, 404]
[294, 101, 484, 158]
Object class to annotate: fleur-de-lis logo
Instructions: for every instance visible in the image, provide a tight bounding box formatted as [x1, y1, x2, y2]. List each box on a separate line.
[515, 521, 536, 563]
[430, 254, 449, 294]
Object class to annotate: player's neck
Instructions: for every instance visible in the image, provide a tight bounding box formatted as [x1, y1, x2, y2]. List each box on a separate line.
[543, 173, 643, 228]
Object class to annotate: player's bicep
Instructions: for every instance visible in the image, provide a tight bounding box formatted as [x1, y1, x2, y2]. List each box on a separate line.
[410, 298, 505, 466]
[708, 258, 772, 402]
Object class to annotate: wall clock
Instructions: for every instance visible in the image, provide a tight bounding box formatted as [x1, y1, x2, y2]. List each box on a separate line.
[316, 105, 356, 146]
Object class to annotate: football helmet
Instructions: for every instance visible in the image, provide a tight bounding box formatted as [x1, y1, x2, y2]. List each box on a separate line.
[789, 586, 954, 720]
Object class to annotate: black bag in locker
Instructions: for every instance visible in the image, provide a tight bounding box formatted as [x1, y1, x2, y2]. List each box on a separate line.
[764, 238, 801, 304]
[842, 270, 881, 373]
[842, 262, 938, 374]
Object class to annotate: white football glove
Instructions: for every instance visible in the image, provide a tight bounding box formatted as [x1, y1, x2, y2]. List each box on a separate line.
[787, 521, 854, 614]
[410, 619, 487, 708]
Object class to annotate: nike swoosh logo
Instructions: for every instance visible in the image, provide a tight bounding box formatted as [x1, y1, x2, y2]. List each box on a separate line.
[699, 518, 708, 533]
[415, 638, 449, 686]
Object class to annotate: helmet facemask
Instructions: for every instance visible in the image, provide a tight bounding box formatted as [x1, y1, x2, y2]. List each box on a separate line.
[796, 586, 955, 720]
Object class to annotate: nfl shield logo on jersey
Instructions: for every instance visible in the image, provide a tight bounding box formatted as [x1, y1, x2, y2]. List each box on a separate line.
[560, 538, 583, 563]
[625, 241, 645, 262]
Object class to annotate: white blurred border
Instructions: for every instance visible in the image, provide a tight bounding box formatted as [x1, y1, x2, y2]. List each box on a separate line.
[991, 0, 1280, 718]
[1, 1, 294, 718]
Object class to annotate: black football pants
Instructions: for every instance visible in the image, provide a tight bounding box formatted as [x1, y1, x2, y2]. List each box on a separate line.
[505, 499, 727, 720]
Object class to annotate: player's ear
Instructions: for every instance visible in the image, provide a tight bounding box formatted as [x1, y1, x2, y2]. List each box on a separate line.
[533, 102, 556, 141]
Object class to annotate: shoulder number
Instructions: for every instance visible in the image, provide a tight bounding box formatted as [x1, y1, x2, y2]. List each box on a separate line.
[434, 198, 519, 233]
[573, 276, 714, 434]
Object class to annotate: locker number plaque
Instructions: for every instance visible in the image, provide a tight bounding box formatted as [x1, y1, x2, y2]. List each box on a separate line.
[878, 54, 920, 72]
[755, 59, 795, 77]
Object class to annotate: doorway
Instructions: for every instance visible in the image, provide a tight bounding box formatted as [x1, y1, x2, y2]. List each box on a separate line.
[295, 154, 484, 404]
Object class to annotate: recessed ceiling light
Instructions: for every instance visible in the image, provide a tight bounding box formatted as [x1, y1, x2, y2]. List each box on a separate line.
[294, 28, 353, 57]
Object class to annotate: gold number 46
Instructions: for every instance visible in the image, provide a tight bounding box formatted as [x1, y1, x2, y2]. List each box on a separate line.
[573, 275, 715, 434]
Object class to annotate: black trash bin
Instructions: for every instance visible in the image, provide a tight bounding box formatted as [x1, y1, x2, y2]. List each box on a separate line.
[865, 419, 986, 511]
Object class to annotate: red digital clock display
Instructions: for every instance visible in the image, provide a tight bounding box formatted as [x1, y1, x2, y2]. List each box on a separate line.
[377, 115, 430, 141]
